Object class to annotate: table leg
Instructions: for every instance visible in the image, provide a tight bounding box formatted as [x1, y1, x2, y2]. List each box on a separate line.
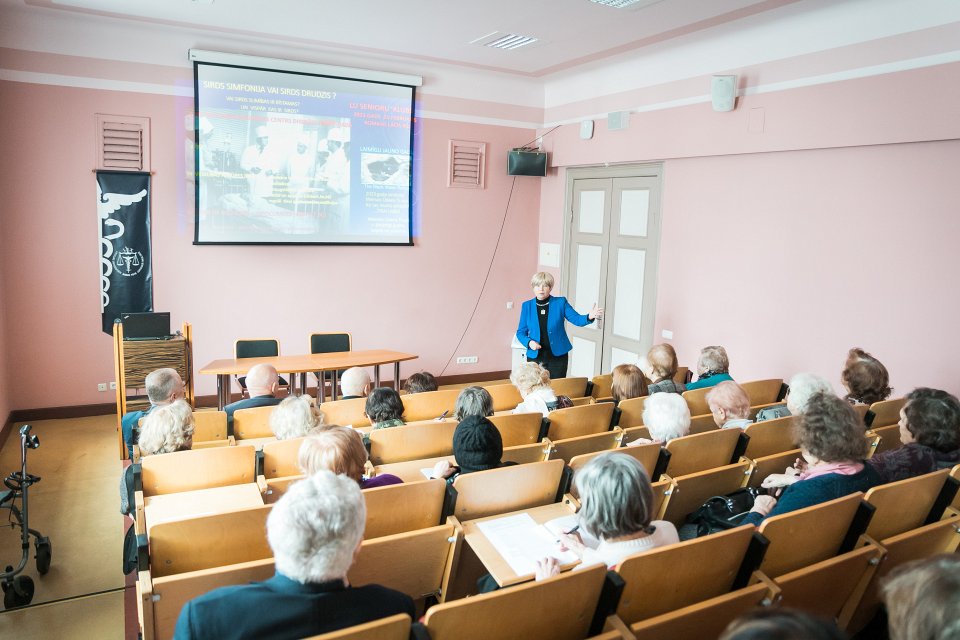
[217, 375, 226, 411]
[318, 372, 326, 403]
[394, 361, 400, 391]
[300, 373, 308, 398]
[333, 370, 340, 401]
[373, 365, 381, 388]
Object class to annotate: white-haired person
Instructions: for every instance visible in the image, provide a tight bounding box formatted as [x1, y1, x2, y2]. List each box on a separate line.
[270, 395, 323, 440]
[510, 361, 572, 416]
[120, 399, 194, 515]
[224, 363, 282, 434]
[685, 345, 734, 391]
[516, 271, 603, 381]
[643, 344, 686, 395]
[174, 472, 415, 639]
[120, 367, 184, 458]
[536, 452, 679, 578]
[707, 381, 753, 430]
[630, 392, 690, 445]
[339, 367, 371, 400]
[453, 386, 494, 421]
[298, 426, 402, 489]
[755, 372, 834, 422]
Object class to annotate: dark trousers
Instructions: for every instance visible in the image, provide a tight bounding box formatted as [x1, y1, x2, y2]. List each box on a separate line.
[528, 352, 569, 381]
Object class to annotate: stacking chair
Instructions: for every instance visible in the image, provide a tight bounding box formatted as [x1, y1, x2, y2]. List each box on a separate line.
[232, 405, 275, 440]
[756, 492, 870, 578]
[862, 469, 956, 540]
[309, 331, 351, 399]
[368, 420, 457, 465]
[546, 428, 624, 464]
[661, 461, 754, 527]
[401, 389, 460, 422]
[235, 338, 288, 396]
[417, 563, 612, 640]
[191, 410, 230, 448]
[312, 614, 411, 640]
[615, 525, 766, 624]
[742, 416, 797, 459]
[259, 436, 307, 479]
[616, 396, 648, 428]
[663, 428, 746, 478]
[868, 397, 906, 428]
[487, 412, 543, 446]
[449, 459, 566, 521]
[485, 384, 523, 412]
[546, 403, 615, 440]
[551, 376, 590, 398]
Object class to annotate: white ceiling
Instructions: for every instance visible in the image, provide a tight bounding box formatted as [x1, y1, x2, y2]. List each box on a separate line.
[24, 0, 811, 76]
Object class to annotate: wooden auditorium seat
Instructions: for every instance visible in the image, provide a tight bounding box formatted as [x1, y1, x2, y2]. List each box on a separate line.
[862, 469, 956, 540]
[259, 436, 307, 479]
[741, 379, 786, 406]
[484, 384, 523, 412]
[868, 397, 907, 428]
[310, 614, 411, 640]
[742, 416, 797, 459]
[501, 442, 550, 465]
[546, 403, 616, 440]
[191, 410, 228, 444]
[568, 441, 662, 493]
[745, 449, 800, 489]
[487, 412, 543, 446]
[374, 455, 456, 483]
[869, 423, 903, 456]
[362, 480, 448, 539]
[619, 425, 651, 445]
[687, 413, 719, 435]
[551, 376, 590, 398]
[660, 461, 754, 527]
[615, 396, 648, 428]
[546, 428, 623, 464]
[317, 396, 368, 428]
[140, 445, 257, 497]
[449, 459, 566, 521]
[681, 387, 711, 417]
[663, 428, 745, 478]
[368, 420, 457, 465]
[590, 374, 613, 402]
[232, 405, 275, 440]
[401, 389, 460, 422]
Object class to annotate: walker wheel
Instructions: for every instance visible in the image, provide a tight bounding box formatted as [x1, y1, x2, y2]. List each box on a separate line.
[3, 575, 34, 609]
[35, 537, 52, 575]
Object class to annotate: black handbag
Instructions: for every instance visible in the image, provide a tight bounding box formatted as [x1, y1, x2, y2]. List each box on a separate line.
[679, 487, 761, 539]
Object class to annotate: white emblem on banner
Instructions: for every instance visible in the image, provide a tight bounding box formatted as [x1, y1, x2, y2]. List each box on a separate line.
[113, 248, 145, 276]
[97, 183, 147, 310]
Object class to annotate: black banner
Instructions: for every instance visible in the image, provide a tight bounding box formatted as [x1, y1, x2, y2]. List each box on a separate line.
[98, 171, 152, 335]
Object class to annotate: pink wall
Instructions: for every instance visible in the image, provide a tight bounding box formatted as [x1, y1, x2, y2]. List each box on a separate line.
[540, 64, 960, 396]
[0, 237, 11, 424]
[0, 81, 539, 410]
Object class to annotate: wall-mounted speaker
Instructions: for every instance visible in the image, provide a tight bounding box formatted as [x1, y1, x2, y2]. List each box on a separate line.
[711, 75, 738, 112]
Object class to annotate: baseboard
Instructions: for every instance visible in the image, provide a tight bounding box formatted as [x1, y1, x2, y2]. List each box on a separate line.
[0, 412, 13, 450]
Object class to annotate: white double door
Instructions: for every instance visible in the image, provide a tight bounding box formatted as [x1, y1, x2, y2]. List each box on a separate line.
[562, 165, 662, 377]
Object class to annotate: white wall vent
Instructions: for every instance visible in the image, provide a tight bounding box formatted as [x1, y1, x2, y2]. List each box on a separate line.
[448, 140, 486, 189]
[470, 31, 539, 50]
[96, 114, 150, 171]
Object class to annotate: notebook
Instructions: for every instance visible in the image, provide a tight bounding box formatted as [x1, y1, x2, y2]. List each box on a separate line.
[122, 312, 173, 341]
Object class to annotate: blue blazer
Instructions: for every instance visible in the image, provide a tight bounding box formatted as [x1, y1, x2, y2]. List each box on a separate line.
[516, 296, 592, 360]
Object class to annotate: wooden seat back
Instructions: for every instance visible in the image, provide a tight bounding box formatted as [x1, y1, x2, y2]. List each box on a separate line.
[310, 614, 411, 640]
[688, 414, 718, 435]
[741, 379, 785, 406]
[547, 428, 623, 464]
[863, 469, 951, 540]
[485, 384, 523, 412]
[422, 563, 608, 640]
[451, 459, 565, 521]
[743, 416, 797, 459]
[661, 462, 753, 527]
[590, 374, 612, 401]
[616, 396, 648, 428]
[317, 397, 368, 428]
[373, 455, 455, 483]
[363, 480, 447, 539]
[664, 428, 743, 477]
[681, 387, 711, 417]
[192, 410, 228, 442]
[852, 404, 871, 424]
[141, 445, 256, 497]
[502, 442, 549, 465]
[569, 442, 661, 490]
[369, 420, 457, 465]
[675, 366, 690, 384]
[262, 475, 303, 503]
[546, 402, 615, 440]
[349, 524, 457, 601]
[757, 492, 864, 577]
[870, 423, 903, 456]
[551, 376, 589, 398]
[616, 525, 758, 623]
[629, 581, 773, 640]
[746, 449, 801, 489]
[487, 412, 543, 447]
[570, 396, 595, 407]
[402, 389, 460, 422]
[261, 436, 307, 479]
[869, 397, 906, 428]
[233, 405, 275, 440]
[953, 464, 960, 510]
[620, 425, 651, 445]
[149, 504, 273, 577]
[773, 542, 884, 625]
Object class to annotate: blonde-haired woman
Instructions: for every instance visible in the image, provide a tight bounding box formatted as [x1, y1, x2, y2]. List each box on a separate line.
[516, 271, 603, 380]
[510, 361, 572, 416]
[270, 395, 323, 440]
[298, 426, 402, 489]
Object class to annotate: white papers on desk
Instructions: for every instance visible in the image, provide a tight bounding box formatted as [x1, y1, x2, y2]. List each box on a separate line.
[476, 513, 579, 577]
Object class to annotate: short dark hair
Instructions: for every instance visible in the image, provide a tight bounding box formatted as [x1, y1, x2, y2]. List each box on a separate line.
[719, 608, 847, 640]
[364, 387, 404, 423]
[794, 392, 868, 462]
[841, 347, 891, 405]
[903, 388, 960, 452]
[403, 372, 438, 394]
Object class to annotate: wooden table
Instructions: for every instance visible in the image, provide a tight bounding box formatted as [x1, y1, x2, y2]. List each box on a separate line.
[142, 483, 265, 533]
[461, 501, 579, 587]
[199, 349, 418, 409]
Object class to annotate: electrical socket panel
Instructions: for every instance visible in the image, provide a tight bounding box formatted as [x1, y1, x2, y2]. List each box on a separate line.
[456, 356, 479, 364]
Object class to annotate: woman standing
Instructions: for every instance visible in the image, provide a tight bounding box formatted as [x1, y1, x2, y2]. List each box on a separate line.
[516, 272, 602, 381]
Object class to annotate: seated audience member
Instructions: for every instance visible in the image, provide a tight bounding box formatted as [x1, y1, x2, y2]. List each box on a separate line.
[755, 372, 833, 422]
[841, 347, 892, 405]
[224, 364, 282, 433]
[685, 345, 734, 391]
[744, 392, 880, 525]
[431, 415, 512, 482]
[174, 472, 415, 639]
[270, 395, 323, 440]
[536, 452, 679, 578]
[298, 426, 402, 489]
[453, 386, 494, 421]
[881, 554, 960, 640]
[364, 387, 405, 431]
[611, 364, 647, 403]
[636, 392, 690, 443]
[868, 387, 960, 483]
[719, 608, 848, 640]
[643, 344, 686, 394]
[707, 381, 753, 430]
[338, 367, 371, 400]
[402, 371, 438, 394]
[510, 361, 572, 416]
[120, 399, 194, 515]
[121, 367, 183, 457]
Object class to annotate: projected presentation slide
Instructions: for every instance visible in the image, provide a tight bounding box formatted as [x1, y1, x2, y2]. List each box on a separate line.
[194, 63, 414, 245]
